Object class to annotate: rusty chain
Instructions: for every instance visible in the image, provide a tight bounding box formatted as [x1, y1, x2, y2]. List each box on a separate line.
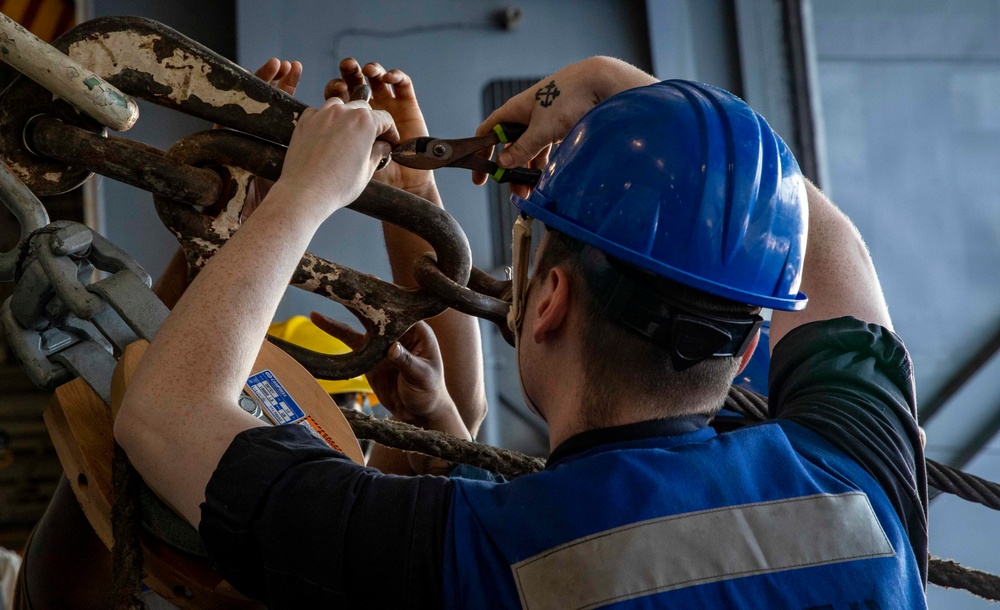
[18, 118, 514, 375]
[1, 13, 515, 374]
[0, 15, 512, 608]
[3, 12, 1000, 605]
[149, 128, 483, 378]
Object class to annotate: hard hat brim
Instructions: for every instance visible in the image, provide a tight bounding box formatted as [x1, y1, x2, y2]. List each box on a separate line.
[512, 193, 808, 312]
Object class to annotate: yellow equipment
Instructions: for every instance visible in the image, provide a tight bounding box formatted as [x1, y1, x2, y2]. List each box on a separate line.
[267, 316, 378, 404]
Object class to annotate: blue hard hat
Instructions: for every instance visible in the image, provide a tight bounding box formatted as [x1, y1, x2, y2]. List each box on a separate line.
[513, 80, 808, 311]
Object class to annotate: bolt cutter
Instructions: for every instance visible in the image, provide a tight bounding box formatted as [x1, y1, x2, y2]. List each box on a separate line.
[391, 123, 542, 185]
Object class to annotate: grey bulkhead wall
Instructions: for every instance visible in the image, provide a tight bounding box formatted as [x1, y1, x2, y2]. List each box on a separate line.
[807, 2, 1000, 609]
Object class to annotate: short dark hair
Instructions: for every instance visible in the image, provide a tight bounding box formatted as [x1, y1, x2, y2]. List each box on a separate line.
[533, 229, 759, 425]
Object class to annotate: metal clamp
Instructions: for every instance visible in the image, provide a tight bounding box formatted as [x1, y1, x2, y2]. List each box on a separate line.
[1, 220, 167, 401]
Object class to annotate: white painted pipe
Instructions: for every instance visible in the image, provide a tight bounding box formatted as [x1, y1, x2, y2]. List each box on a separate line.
[0, 12, 139, 131]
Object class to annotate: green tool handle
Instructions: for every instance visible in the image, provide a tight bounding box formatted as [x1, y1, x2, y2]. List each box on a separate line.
[493, 123, 529, 143]
[491, 124, 539, 184]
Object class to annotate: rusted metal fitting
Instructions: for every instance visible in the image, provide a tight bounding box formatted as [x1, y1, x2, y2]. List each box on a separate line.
[0, 15, 308, 195]
[0, 12, 139, 132]
[152, 129, 474, 380]
[413, 256, 515, 346]
[30, 116, 223, 206]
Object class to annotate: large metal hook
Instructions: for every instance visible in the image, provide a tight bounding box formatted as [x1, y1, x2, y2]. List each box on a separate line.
[152, 129, 473, 380]
[0, 14, 518, 362]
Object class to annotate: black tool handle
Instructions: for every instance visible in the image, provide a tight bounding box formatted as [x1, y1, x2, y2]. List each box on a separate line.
[494, 166, 542, 185]
[492, 124, 537, 184]
[495, 123, 529, 143]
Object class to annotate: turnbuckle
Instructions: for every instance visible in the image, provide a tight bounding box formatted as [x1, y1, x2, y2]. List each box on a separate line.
[1, 220, 167, 402]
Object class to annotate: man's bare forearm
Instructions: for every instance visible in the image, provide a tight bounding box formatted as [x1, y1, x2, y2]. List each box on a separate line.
[115, 189, 320, 526]
[770, 180, 892, 349]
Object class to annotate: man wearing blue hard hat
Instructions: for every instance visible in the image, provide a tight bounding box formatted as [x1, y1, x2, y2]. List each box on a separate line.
[115, 57, 926, 608]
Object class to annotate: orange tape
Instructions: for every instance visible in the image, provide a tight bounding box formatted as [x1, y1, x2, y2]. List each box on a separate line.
[300, 416, 345, 454]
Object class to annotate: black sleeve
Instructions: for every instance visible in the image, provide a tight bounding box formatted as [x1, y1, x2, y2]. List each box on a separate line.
[199, 424, 453, 609]
[769, 316, 928, 582]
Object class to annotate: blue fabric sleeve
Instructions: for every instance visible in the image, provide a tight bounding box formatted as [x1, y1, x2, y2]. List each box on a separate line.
[448, 463, 508, 483]
[769, 316, 927, 583]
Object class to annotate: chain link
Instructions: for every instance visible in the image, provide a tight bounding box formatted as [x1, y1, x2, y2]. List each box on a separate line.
[7, 13, 1000, 604]
[0, 161, 50, 281]
[146, 127, 478, 379]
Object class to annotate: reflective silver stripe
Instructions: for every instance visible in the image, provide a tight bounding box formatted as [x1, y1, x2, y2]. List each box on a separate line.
[511, 492, 894, 610]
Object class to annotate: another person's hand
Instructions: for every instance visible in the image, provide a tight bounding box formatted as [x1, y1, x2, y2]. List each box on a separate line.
[255, 57, 302, 96]
[321, 60, 487, 444]
[325, 59, 435, 197]
[473, 56, 658, 198]
[310, 314, 470, 441]
[275, 97, 397, 220]
[243, 58, 303, 218]
[156, 57, 306, 307]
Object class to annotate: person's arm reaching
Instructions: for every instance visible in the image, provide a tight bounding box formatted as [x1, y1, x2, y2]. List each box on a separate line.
[326, 59, 488, 436]
[312, 317, 470, 440]
[313, 315, 471, 475]
[766, 184, 927, 580]
[153, 58, 303, 310]
[769, 180, 892, 345]
[18, 57, 306, 609]
[113, 96, 397, 527]
[473, 56, 658, 196]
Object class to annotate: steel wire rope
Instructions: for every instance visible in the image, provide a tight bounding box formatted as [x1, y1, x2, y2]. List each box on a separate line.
[343, 386, 1000, 601]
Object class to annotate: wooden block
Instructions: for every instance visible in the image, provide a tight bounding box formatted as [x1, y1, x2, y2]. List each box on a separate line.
[44, 337, 366, 607]
[44, 379, 115, 548]
[46, 381, 261, 608]
[243, 340, 365, 465]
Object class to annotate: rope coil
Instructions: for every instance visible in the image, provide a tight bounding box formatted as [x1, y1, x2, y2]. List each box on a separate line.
[111, 444, 145, 609]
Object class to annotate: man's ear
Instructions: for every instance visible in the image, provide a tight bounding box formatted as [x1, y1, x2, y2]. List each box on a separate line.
[735, 329, 761, 376]
[531, 267, 571, 343]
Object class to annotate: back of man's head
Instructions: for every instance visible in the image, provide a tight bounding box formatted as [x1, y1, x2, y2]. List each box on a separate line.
[533, 228, 758, 422]
[512, 80, 809, 422]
